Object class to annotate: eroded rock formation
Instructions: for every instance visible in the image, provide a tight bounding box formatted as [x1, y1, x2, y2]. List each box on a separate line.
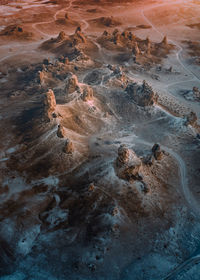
[152, 143, 163, 160]
[126, 80, 157, 106]
[161, 35, 168, 46]
[116, 144, 142, 181]
[56, 31, 67, 42]
[81, 85, 94, 102]
[57, 124, 65, 138]
[65, 73, 80, 94]
[44, 89, 56, 120]
[64, 138, 74, 154]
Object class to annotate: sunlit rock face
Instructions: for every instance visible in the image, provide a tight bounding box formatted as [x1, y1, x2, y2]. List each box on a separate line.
[44, 89, 57, 120]
[0, 0, 200, 279]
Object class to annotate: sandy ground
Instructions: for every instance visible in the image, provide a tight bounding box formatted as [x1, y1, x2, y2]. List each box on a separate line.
[0, 0, 200, 279]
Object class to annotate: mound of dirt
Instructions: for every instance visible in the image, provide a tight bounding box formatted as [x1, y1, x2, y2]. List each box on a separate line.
[126, 80, 158, 106]
[89, 16, 121, 27]
[55, 13, 79, 27]
[40, 28, 97, 58]
[0, 24, 33, 40]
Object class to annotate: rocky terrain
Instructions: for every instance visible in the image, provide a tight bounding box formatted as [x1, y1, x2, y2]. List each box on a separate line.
[0, 0, 200, 279]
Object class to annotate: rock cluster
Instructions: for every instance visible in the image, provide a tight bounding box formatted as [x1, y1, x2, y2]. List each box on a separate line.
[44, 89, 56, 120]
[56, 31, 67, 42]
[116, 144, 164, 185]
[143, 144, 164, 165]
[126, 80, 157, 106]
[116, 145, 142, 181]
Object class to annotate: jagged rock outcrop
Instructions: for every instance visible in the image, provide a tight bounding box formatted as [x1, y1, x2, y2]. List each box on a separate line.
[74, 26, 86, 44]
[132, 42, 140, 56]
[65, 73, 80, 94]
[161, 35, 168, 46]
[81, 85, 94, 102]
[56, 31, 67, 42]
[44, 89, 56, 120]
[64, 138, 74, 154]
[126, 80, 157, 106]
[152, 144, 163, 160]
[57, 125, 65, 138]
[116, 145, 142, 181]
